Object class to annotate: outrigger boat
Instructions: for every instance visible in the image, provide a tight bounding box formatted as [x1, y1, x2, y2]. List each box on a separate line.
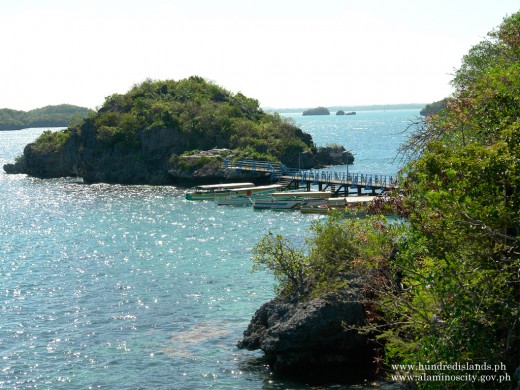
[216, 184, 284, 206]
[253, 191, 331, 210]
[185, 182, 254, 201]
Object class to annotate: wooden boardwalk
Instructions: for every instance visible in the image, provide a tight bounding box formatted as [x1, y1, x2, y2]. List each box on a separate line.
[223, 159, 399, 196]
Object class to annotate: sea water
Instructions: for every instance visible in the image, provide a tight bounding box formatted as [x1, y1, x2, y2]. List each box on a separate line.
[0, 109, 418, 389]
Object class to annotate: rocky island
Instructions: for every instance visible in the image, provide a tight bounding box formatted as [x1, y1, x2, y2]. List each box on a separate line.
[302, 106, 330, 116]
[4, 77, 353, 184]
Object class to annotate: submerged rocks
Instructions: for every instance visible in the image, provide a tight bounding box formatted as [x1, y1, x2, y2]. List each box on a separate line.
[238, 286, 373, 381]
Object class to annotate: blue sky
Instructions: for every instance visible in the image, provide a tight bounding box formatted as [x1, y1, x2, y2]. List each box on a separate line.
[1, 0, 519, 110]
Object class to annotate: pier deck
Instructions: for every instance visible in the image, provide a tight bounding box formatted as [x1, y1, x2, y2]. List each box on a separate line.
[223, 159, 399, 196]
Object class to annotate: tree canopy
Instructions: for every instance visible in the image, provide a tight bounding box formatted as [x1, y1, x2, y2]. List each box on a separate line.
[84, 76, 314, 162]
[385, 12, 520, 376]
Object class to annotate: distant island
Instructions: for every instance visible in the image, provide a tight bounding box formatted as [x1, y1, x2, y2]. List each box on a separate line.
[419, 98, 448, 116]
[302, 107, 330, 116]
[336, 110, 356, 116]
[0, 104, 94, 130]
[267, 103, 425, 114]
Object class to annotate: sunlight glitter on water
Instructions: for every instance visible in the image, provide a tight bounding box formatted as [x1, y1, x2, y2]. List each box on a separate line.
[0, 111, 417, 388]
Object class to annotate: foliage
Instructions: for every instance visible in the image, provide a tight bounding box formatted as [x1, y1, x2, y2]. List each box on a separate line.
[252, 214, 400, 298]
[252, 12, 520, 386]
[252, 232, 309, 295]
[0, 105, 93, 130]
[92, 76, 314, 161]
[30, 130, 71, 153]
[172, 155, 219, 172]
[370, 12, 520, 383]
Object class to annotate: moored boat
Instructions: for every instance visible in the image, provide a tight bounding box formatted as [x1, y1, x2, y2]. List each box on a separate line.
[253, 191, 330, 210]
[185, 182, 254, 200]
[300, 195, 377, 214]
[300, 203, 329, 214]
[216, 184, 284, 206]
[327, 195, 376, 208]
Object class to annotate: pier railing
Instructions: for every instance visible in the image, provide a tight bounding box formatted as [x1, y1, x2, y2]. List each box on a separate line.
[223, 159, 399, 190]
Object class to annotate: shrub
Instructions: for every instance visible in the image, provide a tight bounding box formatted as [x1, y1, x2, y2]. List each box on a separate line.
[31, 130, 70, 153]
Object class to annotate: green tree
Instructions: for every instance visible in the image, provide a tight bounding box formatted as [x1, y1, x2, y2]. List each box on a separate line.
[371, 12, 520, 384]
[251, 12, 520, 387]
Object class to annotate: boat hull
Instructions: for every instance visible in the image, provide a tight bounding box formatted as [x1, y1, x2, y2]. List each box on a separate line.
[186, 192, 235, 201]
[217, 197, 254, 206]
[253, 200, 302, 210]
[300, 204, 329, 214]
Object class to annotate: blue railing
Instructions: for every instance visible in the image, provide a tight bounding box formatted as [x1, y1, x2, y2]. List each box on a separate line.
[222, 159, 399, 188]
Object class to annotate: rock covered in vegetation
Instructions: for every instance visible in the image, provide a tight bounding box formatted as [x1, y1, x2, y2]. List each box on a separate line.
[4, 129, 80, 178]
[4, 77, 325, 184]
[240, 13, 520, 384]
[302, 106, 330, 116]
[166, 148, 269, 183]
[313, 144, 354, 167]
[237, 286, 372, 380]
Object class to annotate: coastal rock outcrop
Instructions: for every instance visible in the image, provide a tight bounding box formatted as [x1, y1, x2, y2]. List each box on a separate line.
[4, 77, 348, 185]
[313, 144, 354, 167]
[4, 78, 356, 185]
[238, 286, 373, 381]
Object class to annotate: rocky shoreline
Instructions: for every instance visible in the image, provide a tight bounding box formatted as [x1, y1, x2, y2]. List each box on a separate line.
[3, 126, 353, 186]
[237, 277, 376, 384]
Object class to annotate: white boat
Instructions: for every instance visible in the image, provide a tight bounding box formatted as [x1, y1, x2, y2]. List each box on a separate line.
[185, 182, 254, 200]
[271, 191, 331, 199]
[300, 195, 376, 214]
[253, 191, 331, 210]
[216, 184, 284, 206]
[326, 195, 376, 207]
[253, 198, 302, 210]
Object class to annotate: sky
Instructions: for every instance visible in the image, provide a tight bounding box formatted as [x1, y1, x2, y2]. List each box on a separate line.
[1, 0, 519, 111]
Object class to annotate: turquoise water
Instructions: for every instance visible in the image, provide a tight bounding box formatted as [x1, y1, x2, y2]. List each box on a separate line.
[284, 109, 416, 176]
[0, 110, 418, 389]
